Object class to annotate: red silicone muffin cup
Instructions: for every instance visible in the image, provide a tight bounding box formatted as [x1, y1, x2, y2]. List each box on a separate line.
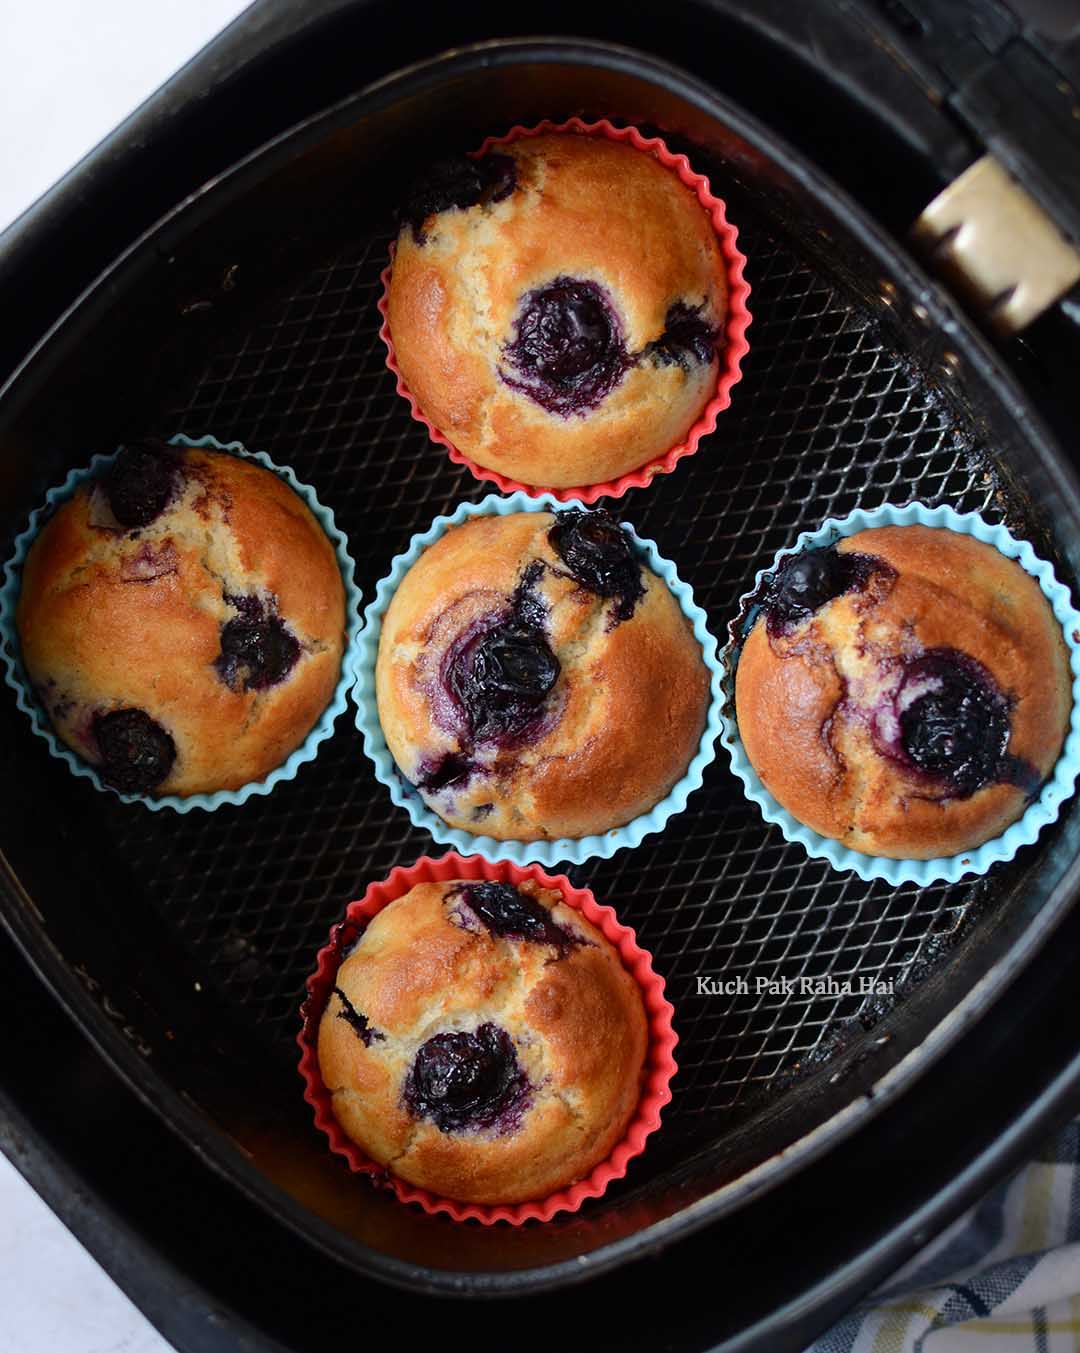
[378, 116, 752, 503]
[297, 850, 678, 1225]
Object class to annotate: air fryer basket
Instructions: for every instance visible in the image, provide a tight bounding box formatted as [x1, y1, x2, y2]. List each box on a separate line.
[2, 40, 1080, 1294]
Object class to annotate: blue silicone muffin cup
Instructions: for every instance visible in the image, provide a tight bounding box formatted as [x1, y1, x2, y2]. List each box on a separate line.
[353, 491, 723, 866]
[0, 434, 363, 812]
[720, 501, 1080, 886]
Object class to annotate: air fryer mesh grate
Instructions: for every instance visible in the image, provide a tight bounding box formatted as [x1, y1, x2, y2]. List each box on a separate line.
[89, 208, 1037, 1140]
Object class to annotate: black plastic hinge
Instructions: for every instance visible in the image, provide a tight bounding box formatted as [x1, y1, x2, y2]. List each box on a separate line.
[870, 0, 1080, 245]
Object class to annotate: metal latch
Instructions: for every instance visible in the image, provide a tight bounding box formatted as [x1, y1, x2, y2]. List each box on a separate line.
[911, 155, 1080, 337]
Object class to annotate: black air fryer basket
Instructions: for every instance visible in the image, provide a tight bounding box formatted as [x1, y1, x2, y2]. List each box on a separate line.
[4, 2, 1080, 1349]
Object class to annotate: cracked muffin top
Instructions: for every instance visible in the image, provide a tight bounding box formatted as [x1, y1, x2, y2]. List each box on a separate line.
[316, 877, 649, 1205]
[16, 440, 346, 796]
[374, 508, 711, 841]
[734, 525, 1072, 859]
[386, 133, 729, 489]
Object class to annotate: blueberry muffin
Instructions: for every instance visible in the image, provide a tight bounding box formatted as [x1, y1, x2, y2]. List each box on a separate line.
[16, 440, 347, 796]
[375, 508, 710, 840]
[735, 525, 1072, 859]
[387, 133, 729, 488]
[316, 877, 649, 1205]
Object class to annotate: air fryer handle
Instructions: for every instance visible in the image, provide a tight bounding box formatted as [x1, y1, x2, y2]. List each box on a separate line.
[768, 0, 1080, 249]
[847, 1, 1080, 425]
[877, 1, 1080, 242]
[869, 1, 1080, 339]
[701, 0, 1080, 336]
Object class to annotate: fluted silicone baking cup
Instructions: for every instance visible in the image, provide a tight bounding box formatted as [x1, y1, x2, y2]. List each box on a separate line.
[353, 490, 723, 865]
[0, 434, 363, 812]
[297, 850, 678, 1225]
[720, 501, 1080, 886]
[377, 117, 752, 504]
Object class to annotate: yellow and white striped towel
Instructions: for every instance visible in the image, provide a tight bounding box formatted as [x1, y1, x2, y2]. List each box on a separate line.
[810, 1123, 1080, 1352]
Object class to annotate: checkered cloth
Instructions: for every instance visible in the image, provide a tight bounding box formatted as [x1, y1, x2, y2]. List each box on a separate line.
[809, 1121, 1080, 1352]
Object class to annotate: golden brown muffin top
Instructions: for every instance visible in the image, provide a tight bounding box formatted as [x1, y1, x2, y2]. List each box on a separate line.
[317, 878, 649, 1205]
[734, 525, 1072, 859]
[375, 509, 710, 840]
[388, 134, 729, 488]
[17, 443, 346, 796]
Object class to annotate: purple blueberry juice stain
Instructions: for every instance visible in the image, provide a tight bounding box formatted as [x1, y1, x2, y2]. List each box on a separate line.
[37, 681, 75, 723]
[120, 539, 179, 583]
[510, 559, 548, 631]
[214, 594, 301, 693]
[225, 594, 264, 623]
[413, 558, 563, 800]
[501, 277, 629, 416]
[764, 546, 896, 638]
[998, 756, 1044, 796]
[449, 881, 583, 956]
[93, 708, 176, 793]
[103, 439, 181, 529]
[331, 913, 370, 962]
[400, 153, 517, 243]
[331, 986, 384, 1046]
[415, 752, 475, 792]
[446, 899, 482, 934]
[402, 1023, 530, 1135]
[645, 301, 718, 369]
[548, 508, 644, 622]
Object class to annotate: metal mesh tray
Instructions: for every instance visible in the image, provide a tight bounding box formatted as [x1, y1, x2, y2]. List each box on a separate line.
[114, 212, 1013, 1118]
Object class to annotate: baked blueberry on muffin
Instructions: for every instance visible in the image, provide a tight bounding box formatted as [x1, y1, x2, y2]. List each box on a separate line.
[386, 133, 730, 489]
[734, 525, 1072, 859]
[375, 508, 710, 840]
[316, 878, 649, 1205]
[16, 440, 347, 797]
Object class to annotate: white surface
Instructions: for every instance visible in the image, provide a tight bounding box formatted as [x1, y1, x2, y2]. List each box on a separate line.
[0, 0, 251, 234]
[0, 1149, 172, 1352]
[1, 12, 255, 1351]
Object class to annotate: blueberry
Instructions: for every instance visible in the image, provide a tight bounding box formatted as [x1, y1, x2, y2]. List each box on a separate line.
[93, 708, 176, 793]
[509, 559, 548, 631]
[104, 439, 179, 529]
[454, 882, 581, 953]
[332, 986, 384, 1046]
[448, 620, 559, 744]
[501, 277, 628, 415]
[898, 649, 1012, 797]
[402, 1023, 530, 1134]
[548, 508, 644, 621]
[400, 153, 517, 243]
[471, 624, 558, 698]
[416, 752, 473, 792]
[646, 301, 717, 369]
[214, 595, 301, 692]
[224, 594, 263, 623]
[765, 547, 892, 636]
